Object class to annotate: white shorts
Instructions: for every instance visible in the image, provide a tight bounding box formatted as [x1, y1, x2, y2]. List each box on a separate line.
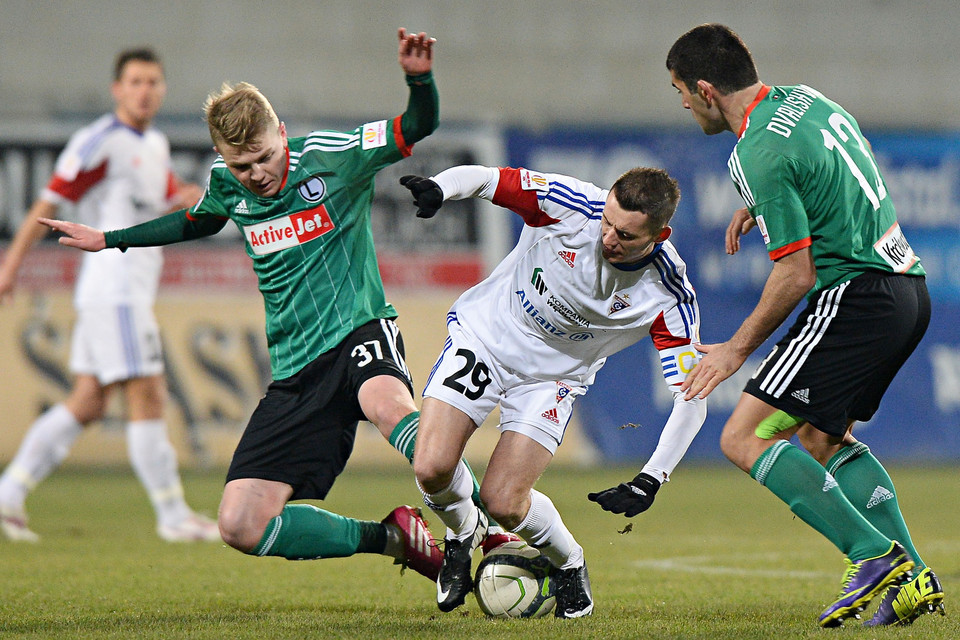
[69, 305, 164, 385]
[423, 319, 586, 454]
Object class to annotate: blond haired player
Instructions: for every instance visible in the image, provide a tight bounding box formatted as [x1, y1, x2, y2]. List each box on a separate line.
[38, 29, 504, 583]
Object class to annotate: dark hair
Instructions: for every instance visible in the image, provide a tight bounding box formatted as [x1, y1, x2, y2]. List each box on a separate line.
[666, 24, 759, 94]
[611, 167, 680, 230]
[114, 47, 162, 80]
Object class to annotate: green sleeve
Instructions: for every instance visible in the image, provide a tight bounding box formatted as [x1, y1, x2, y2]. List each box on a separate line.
[400, 71, 438, 145]
[103, 210, 229, 252]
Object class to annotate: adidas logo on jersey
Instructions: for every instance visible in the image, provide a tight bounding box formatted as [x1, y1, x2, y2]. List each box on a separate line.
[791, 388, 810, 404]
[234, 199, 250, 214]
[558, 250, 576, 268]
[541, 408, 559, 424]
[822, 472, 838, 492]
[866, 485, 895, 509]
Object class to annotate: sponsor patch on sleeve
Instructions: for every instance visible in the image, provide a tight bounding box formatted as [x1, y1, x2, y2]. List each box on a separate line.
[361, 120, 388, 149]
[873, 221, 918, 273]
[755, 214, 770, 245]
[519, 168, 549, 192]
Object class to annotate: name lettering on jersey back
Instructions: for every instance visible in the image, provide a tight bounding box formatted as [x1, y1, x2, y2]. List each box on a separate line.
[874, 221, 918, 273]
[766, 85, 819, 139]
[244, 205, 335, 256]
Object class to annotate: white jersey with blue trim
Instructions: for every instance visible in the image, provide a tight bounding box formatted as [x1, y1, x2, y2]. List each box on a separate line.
[434, 165, 701, 386]
[42, 113, 177, 308]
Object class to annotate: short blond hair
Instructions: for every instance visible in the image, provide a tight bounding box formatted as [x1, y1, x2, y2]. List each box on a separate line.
[203, 82, 279, 150]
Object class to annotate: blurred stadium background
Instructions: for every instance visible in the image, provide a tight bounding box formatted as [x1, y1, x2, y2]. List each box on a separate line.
[1, 0, 958, 472]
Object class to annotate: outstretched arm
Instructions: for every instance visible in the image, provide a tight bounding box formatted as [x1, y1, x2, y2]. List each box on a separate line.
[39, 209, 228, 252]
[682, 247, 815, 400]
[399, 165, 498, 218]
[397, 28, 439, 145]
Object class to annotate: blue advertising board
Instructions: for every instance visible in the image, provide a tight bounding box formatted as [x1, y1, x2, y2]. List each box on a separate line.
[506, 127, 960, 463]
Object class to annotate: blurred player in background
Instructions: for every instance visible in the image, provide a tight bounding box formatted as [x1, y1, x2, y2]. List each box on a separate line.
[37, 28, 501, 583]
[400, 164, 706, 617]
[667, 23, 943, 628]
[0, 48, 217, 543]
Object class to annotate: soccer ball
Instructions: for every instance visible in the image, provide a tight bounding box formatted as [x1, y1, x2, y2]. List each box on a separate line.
[473, 540, 556, 618]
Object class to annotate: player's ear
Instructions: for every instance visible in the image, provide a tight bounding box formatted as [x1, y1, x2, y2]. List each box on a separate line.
[695, 80, 715, 106]
[656, 226, 672, 243]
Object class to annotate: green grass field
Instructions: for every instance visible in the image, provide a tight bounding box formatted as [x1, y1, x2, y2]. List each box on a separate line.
[1, 464, 956, 639]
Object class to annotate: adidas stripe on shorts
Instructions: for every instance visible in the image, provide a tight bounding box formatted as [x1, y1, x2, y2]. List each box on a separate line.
[422, 318, 586, 454]
[744, 271, 929, 437]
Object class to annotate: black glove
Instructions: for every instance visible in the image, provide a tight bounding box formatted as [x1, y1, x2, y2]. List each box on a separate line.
[587, 472, 660, 517]
[399, 175, 444, 218]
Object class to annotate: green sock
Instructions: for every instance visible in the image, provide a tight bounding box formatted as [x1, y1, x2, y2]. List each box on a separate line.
[251, 504, 385, 559]
[751, 441, 890, 560]
[389, 412, 419, 461]
[827, 443, 924, 568]
[389, 411, 493, 525]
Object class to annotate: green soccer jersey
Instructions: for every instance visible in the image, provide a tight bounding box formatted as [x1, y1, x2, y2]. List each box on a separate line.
[728, 84, 925, 296]
[190, 118, 411, 379]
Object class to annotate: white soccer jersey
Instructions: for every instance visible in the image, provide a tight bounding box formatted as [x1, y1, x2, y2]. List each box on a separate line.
[436, 166, 700, 388]
[42, 114, 178, 307]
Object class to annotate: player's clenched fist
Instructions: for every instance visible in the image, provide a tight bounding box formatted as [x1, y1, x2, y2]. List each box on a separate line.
[399, 175, 444, 218]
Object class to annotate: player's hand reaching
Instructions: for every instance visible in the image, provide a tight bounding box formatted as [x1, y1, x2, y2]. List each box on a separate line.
[37, 218, 106, 252]
[725, 207, 756, 255]
[588, 472, 661, 517]
[399, 175, 444, 218]
[397, 28, 435, 76]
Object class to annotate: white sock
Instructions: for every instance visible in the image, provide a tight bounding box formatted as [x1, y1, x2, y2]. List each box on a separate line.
[126, 420, 191, 527]
[511, 489, 583, 570]
[0, 404, 82, 510]
[420, 459, 477, 541]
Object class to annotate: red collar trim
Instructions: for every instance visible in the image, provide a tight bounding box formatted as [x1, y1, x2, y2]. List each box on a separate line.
[739, 85, 770, 138]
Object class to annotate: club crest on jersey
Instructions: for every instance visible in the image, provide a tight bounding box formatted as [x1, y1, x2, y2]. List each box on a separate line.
[361, 120, 388, 149]
[556, 382, 572, 403]
[531, 267, 547, 295]
[608, 293, 631, 314]
[297, 177, 326, 203]
[558, 250, 576, 268]
[519, 168, 549, 191]
[243, 204, 335, 256]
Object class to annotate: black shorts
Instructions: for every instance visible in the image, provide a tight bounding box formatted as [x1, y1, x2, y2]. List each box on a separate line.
[744, 272, 929, 437]
[226, 318, 414, 500]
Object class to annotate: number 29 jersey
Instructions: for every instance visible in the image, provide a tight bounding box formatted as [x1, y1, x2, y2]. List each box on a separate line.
[447, 167, 700, 387]
[728, 84, 925, 295]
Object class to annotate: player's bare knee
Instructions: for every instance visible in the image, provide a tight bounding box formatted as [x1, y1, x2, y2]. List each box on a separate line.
[217, 509, 262, 552]
[413, 457, 453, 495]
[719, 428, 754, 473]
[479, 487, 524, 530]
